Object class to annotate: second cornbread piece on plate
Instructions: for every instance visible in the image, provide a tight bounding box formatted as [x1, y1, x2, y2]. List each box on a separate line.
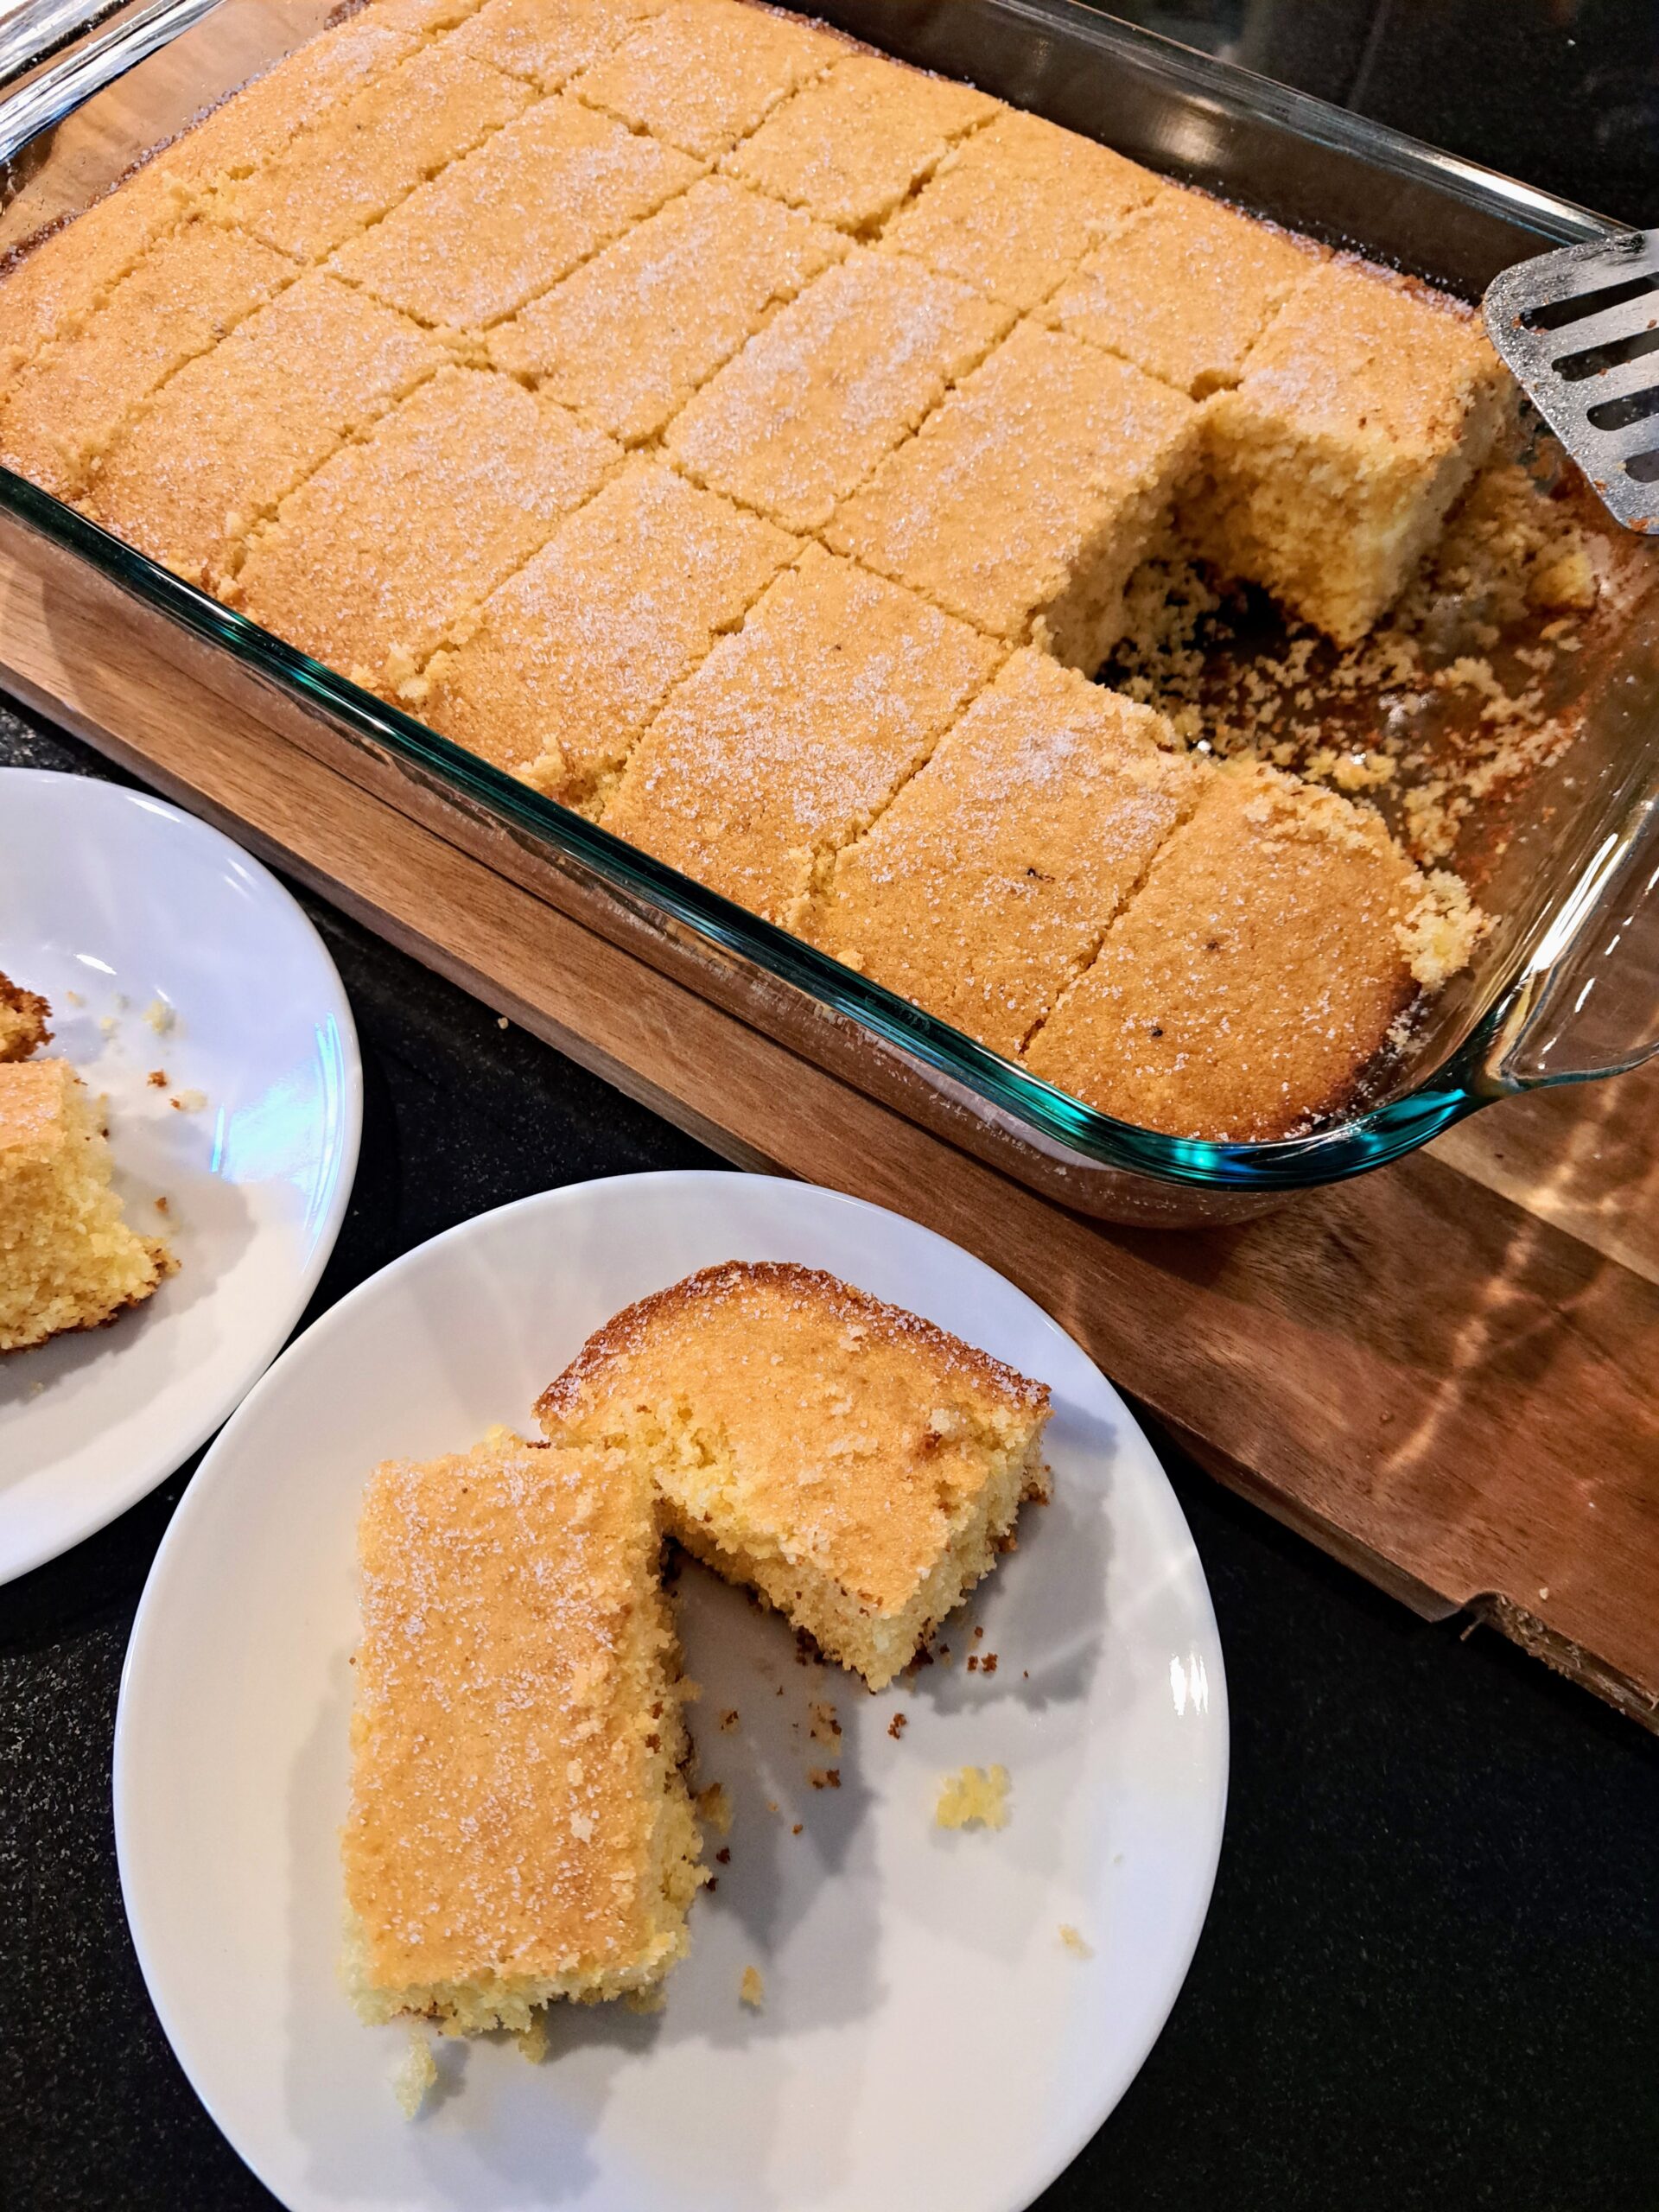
[537, 1262, 1052, 1692]
[343, 1427, 704, 2039]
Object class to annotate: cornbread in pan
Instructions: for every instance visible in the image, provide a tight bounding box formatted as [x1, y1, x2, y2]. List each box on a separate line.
[344, 1428, 703, 2037]
[537, 1262, 1052, 1691]
[0, 1059, 173, 1353]
[827, 319, 1200, 668]
[568, 0, 849, 159]
[602, 543, 1000, 925]
[807, 650, 1205, 1057]
[0, 971, 52, 1063]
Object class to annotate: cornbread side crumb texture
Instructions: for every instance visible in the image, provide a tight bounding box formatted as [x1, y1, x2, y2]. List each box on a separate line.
[936, 1764, 1010, 1830]
[0, 1058, 174, 1353]
[344, 1427, 704, 2037]
[1024, 761, 1422, 1141]
[537, 1260, 1052, 1692]
[602, 543, 1000, 927]
[807, 649, 1205, 1057]
[0, 971, 52, 1063]
[569, 0, 849, 158]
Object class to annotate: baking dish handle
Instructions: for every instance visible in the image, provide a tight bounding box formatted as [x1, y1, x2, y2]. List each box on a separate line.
[0, 0, 222, 170]
[1483, 775, 1659, 1091]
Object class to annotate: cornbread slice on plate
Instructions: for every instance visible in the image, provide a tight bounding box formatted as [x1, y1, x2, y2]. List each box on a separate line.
[1023, 760, 1430, 1140]
[569, 0, 849, 160]
[722, 51, 999, 234]
[881, 106, 1159, 313]
[827, 319, 1200, 670]
[0, 1058, 174, 1353]
[808, 650, 1205, 1056]
[537, 1261, 1052, 1691]
[0, 970, 51, 1063]
[344, 1427, 703, 2037]
[602, 543, 1000, 926]
[451, 0, 669, 92]
[1189, 262, 1515, 644]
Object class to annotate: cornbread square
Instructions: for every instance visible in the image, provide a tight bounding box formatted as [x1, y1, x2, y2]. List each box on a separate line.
[602, 543, 1000, 925]
[489, 175, 845, 444]
[452, 0, 667, 87]
[722, 52, 998, 234]
[537, 1262, 1052, 1691]
[665, 249, 1010, 532]
[570, 0, 847, 159]
[1192, 263, 1515, 643]
[237, 367, 619, 696]
[329, 94, 700, 333]
[0, 221, 293, 499]
[420, 456, 796, 808]
[344, 1428, 703, 2035]
[882, 108, 1158, 312]
[214, 38, 531, 263]
[87, 273, 447, 587]
[809, 650, 1204, 1056]
[0, 1059, 173, 1353]
[1023, 761, 1418, 1140]
[1048, 185, 1319, 397]
[829, 320, 1200, 670]
[0, 972, 51, 1062]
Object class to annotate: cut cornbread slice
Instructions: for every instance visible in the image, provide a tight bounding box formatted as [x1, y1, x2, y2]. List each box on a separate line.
[664, 249, 1010, 533]
[0, 220, 293, 499]
[881, 107, 1158, 313]
[602, 543, 1000, 925]
[214, 38, 531, 264]
[807, 650, 1205, 1055]
[569, 0, 848, 159]
[537, 1262, 1051, 1690]
[0, 972, 51, 1063]
[344, 1427, 703, 2036]
[420, 456, 796, 808]
[450, 0, 665, 86]
[329, 93, 700, 334]
[0, 1058, 173, 1353]
[87, 273, 448, 588]
[722, 51, 998, 234]
[489, 175, 845, 445]
[1023, 760, 1420, 1140]
[828, 319, 1200, 670]
[1048, 184, 1321, 398]
[237, 366, 619, 696]
[1190, 263, 1515, 644]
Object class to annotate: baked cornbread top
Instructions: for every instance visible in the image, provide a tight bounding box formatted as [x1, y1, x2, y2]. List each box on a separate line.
[569, 0, 849, 158]
[537, 1262, 1051, 1617]
[0, 1058, 76, 1161]
[450, 0, 668, 92]
[344, 1430, 673, 1992]
[0, 974, 50, 1064]
[810, 649, 1205, 1056]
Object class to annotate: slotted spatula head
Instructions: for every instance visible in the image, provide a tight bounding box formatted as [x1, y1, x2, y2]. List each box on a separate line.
[1485, 230, 1659, 534]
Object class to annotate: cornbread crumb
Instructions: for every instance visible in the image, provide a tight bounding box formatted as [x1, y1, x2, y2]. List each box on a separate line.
[697, 1781, 733, 1836]
[1058, 1923, 1092, 1959]
[0, 972, 51, 1063]
[170, 1089, 208, 1113]
[808, 1701, 840, 1746]
[807, 1767, 840, 1789]
[739, 1964, 765, 2009]
[718, 1709, 739, 1732]
[391, 2029, 437, 2118]
[147, 1070, 167, 1088]
[141, 997, 174, 1034]
[936, 1764, 1010, 1830]
[887, 1712, 907, 1739]
[625, 1983, 667, 2015]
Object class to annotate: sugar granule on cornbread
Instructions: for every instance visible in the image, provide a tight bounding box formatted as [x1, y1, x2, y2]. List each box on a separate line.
[343, 1427, 704, 2038]
[807, 649, 1205, 1057]
[936, 1765, 1009, 1830]
[0, 972, 52, 1063]
[664, 248, 1011, 534]
[490, 175, 847, 447]
[1023, 760, 1436, 1141]
[1190, 261, 1515, 645]
[419, 455, 796, 809]
[601, 543, 1000, 927]
[723, 51, 998, 235]
[828, 319, 1200, 671]
[0, 1058, 174, 1353]
[882, 107, 1158, 313]
[569, 0, 849, 160]
[536, 1262, 1051, 1693]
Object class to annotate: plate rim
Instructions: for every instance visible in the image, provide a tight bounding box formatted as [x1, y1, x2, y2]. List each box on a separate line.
[0, 765, 363, 1579]
[114, 1168, 1229, 2212]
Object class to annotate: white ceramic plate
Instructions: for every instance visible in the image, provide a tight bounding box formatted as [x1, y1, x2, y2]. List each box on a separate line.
[0, 767, 360, 1580]
[116, 1172, 1227, 2212]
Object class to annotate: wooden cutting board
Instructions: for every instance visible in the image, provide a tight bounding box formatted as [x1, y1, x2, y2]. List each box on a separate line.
[3, 518, 1656, 1729]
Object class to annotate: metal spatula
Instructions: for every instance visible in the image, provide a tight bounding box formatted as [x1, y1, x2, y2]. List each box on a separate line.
[1485, 231, 1659, 534]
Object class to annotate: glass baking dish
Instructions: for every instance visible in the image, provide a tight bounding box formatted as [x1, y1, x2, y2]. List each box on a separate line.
[2, 0, 1656, 1228]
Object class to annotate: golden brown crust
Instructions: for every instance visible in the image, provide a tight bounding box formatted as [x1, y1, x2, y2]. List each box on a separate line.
[0, 971, 51, 1062]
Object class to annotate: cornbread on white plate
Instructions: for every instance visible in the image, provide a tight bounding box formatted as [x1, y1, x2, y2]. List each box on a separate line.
[0, 969, 51, 1061]
[537, 1261, 1052, 1691]
[343, 1427, 703, 2039]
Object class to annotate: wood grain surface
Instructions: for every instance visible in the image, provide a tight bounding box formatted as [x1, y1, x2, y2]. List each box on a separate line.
[3, 512, 1656, 1728]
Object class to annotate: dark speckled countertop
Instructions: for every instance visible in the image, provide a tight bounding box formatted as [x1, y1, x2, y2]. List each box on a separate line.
[3, 3, 1659, 2206]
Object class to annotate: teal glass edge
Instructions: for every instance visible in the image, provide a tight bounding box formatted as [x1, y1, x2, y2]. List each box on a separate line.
[3, 468, 1511, 1189]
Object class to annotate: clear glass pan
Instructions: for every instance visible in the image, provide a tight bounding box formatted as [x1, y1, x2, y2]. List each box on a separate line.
[3, 0, 1656, 1226]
